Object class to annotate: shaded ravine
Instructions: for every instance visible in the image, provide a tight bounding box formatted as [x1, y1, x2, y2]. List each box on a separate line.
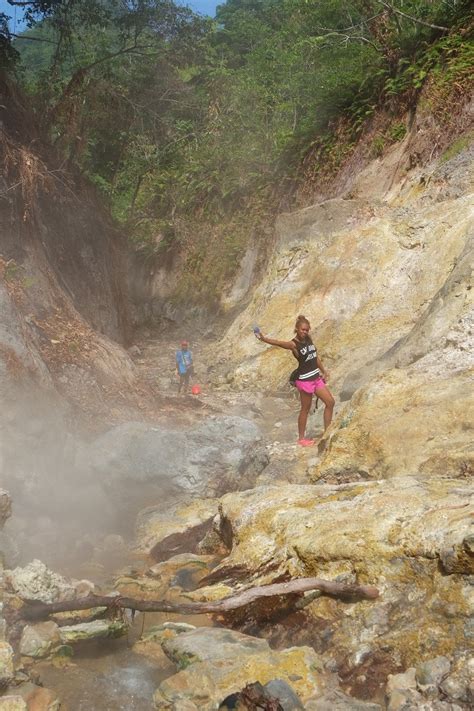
[7, 334, 328, 709]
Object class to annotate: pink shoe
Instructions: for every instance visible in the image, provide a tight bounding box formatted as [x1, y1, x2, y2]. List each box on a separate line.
[297, 438, 315, 447]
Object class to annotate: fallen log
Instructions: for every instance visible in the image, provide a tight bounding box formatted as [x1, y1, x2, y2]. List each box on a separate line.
[19, 577, 379, 622]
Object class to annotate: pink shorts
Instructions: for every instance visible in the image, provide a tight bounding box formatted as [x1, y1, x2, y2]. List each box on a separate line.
[295, 378, 326, 394]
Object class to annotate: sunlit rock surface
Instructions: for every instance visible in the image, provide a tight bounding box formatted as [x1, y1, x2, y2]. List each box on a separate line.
[214, 144, 473, 481]
[134, 498, 218, 556]
[153, 627, 325, 709]
[184, 479, 472, 671]
[0, 698, 27, 711]
[0, 641, 14, 685]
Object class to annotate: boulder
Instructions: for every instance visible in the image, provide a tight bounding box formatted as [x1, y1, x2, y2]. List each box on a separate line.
[186, 478, 472, 669]
[154, 627, 323, 709]
[58, 620, 127, 644]
[0, 641, 14, 685]
[84, 416, 268, 510]
[134, 498, 218, 557]
[5, 560, 75, 603]
[19, 622, 61, 659]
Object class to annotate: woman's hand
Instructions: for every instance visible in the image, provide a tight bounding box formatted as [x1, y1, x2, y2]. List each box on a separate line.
[255, 331, 266, 342]
[322, 370, 330, 382]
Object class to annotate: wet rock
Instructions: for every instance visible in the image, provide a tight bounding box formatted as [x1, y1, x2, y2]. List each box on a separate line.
[134, 498, 217, 557]
[154, 627, 323, 709]
[0, 641, 14, 685]
[5, 560, 75, 603]
[146, 553, 216, 591]
[19, 622, 60, 659]
[58, 619, 127, 643]
[6, 683, 60, 711]
[134, 622, 197, 665]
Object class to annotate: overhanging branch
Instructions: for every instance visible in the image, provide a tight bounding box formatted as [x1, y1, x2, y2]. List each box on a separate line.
[19, 577, 380, 622]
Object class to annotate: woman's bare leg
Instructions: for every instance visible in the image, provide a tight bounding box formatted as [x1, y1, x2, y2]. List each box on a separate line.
[298, 390, 313, 439]
[314, 385, 335, 431]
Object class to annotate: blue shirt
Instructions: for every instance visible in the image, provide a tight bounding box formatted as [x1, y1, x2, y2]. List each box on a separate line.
[176, 349, 193, 375]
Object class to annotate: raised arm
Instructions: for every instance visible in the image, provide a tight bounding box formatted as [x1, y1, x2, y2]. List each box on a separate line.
[256, 332, 295, 351]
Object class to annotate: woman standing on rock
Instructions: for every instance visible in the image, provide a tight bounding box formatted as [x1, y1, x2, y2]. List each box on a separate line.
[255, 315, 334, 446]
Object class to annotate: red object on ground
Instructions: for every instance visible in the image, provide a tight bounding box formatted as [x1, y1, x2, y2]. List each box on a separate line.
[191, 384, 201, 395]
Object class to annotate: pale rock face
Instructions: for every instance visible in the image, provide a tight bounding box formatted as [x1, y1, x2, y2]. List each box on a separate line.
[19, 621, 61, 659]
[189, 478, 472, 669]
[0, 641, 14, 685]
[153, 627, 325, 709]
[213, 145, 473, 481]
[0, 698, 27, 711]
[5, 559, 76, 603]
[0, 489, 12, 530]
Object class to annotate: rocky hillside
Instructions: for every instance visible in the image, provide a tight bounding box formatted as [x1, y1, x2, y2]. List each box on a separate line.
[215, 112, 473, 482]
[0, 74, 135, 414]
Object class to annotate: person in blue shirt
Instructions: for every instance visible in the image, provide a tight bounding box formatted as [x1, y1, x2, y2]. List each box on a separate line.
[176, 340, 194, 394]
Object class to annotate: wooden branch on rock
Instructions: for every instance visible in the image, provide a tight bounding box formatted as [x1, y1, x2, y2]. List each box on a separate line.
[19, 578, 379, 622]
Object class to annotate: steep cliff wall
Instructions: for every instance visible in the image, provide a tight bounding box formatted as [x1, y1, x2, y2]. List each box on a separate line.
[0, 75, 135, 410]
[212, 112, 473, 480]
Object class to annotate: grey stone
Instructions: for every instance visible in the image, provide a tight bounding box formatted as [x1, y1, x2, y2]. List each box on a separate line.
[162, 627, 269, 668]
[264, 679, 304, 710]
[416, 656, 451, 693]
[84, 416, 268, 506]
[19, 621, 60, 658]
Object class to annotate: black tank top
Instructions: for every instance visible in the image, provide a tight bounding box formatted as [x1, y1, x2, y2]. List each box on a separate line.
[292, 337, 320, 381]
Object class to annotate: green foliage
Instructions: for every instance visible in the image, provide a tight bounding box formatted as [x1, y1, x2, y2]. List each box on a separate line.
[440, 130, 474, 163]
[5, 0, 472, 303]
[387, 121, 407, 142]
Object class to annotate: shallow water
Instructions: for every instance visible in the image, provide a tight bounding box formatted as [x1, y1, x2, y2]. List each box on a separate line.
[35, 611, 213, 710]
[37, 638, 165, 710]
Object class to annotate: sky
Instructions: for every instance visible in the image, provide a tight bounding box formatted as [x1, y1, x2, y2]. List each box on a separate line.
[0, 0, 221, 30]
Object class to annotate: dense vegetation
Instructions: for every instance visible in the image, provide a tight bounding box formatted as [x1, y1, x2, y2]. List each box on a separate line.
[2, 0, 473, 303]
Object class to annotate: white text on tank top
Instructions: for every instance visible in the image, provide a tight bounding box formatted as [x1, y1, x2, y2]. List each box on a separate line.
[295, 339, 320, 380]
